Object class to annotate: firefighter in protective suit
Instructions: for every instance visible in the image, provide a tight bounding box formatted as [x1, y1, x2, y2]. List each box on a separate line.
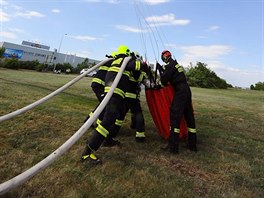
[83, 52, 117, 125]
[104, 52, 147, 145]
[81, 45, 148, 164]
[157, 50, 197, 153]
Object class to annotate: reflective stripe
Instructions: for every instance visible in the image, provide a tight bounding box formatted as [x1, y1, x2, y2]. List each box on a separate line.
[108, 67, 130, 77]
[96, 123, 109, 137]
[112, 58, 123, 66]
[125, 92, 137, 99]
[136, 132, 145, 137]
[105, 86, 125, 98]
[92, 77, 105, 86]
[89, 153, 97, 160]
[135, 60, 140, 70]
[129, 75, 137, 82]
[175, 64, 184, 72]
[188, 128, 197, 133]
[138, 71, 147, 82]
[108, 66, 120, 73]
[173, 128, 180, 133]
[98, 66, 109, 71]
[89, 112, 93, 117]
[115, 119, 123, 126]
[96, 119, 101, 125]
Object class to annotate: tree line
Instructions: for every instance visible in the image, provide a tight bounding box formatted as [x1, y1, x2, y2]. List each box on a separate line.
[0, 47, 263, 90]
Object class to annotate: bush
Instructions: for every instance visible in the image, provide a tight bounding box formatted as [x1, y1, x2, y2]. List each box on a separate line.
[250, 82, 264, 91]
[186, 62, 229, 89]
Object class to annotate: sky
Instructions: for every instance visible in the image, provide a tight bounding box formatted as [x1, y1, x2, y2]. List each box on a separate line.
[0, 0, 263, 88]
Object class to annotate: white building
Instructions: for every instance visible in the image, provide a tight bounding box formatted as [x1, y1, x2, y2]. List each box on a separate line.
[0, 41, 99, 67]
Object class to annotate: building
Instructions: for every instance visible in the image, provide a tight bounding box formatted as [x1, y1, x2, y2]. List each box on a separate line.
[0, 41, 99, 68]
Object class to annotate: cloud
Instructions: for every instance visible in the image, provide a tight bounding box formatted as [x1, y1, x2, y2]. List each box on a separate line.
[146, 14, 190, 27]
[0, 31, 17, 39]
[15, 10, 45, 18]
[206, 25, 220, 32]
[116, 25, 148, 33]
[82, 0, 120, 3]
[52, 9, 60, 13]
[68, 35, 97, 41]
[0, 10, 10, 22]
[0, 0, 8, 6]
[180, 45, 232, 58]
[141, 0, 170, 5]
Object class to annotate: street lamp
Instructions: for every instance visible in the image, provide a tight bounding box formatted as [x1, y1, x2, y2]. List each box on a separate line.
[58, 33, 67, 53]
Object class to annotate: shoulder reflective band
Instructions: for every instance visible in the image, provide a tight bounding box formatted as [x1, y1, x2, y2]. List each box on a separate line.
[125, 92, 137, 99]
[175, 64, 184, 72]
[105, 86, 125, 98]
[99, 66, 109, 71]
[111, 58, 123, 66]
[96, 123, 109, 138]
[92, 77, 105, 86]
[135, 60, 140, 71]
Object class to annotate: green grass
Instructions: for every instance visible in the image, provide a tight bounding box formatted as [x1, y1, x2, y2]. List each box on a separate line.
[0, 68, 263, 198]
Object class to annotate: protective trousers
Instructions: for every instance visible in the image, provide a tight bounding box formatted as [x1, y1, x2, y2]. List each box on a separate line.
[169, 83, 196, 148]
[87, 96, 126, 152]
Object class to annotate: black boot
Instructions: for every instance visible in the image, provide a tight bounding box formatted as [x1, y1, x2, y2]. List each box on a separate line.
[161, 132, 179, 154]
[102, 136, 121, 147]
[80, 145, 101, 164]
[188, 132, 197, 152]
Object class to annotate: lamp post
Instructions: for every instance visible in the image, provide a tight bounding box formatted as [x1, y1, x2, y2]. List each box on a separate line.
[53, 33, 67, 72]
[58, 33, 67, 53]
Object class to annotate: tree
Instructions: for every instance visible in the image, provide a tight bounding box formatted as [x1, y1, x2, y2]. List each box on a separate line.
[186, 62, 229, 89]
[0, 47, 5, 58]
[250, 82, 264, 91]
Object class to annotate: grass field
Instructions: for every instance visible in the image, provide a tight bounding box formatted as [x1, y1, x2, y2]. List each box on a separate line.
[0, 68, 263, 198]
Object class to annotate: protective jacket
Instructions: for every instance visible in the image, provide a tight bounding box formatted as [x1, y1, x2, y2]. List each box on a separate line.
[159, 58, 197, 152]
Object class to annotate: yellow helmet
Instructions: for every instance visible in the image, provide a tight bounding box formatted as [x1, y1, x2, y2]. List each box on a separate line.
[111, 51, 117, 58]
[117, 45, 130, 56]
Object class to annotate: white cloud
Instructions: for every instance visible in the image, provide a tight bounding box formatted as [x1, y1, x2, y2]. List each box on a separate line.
[52, 9, 60, 13]
[116, 25, 148, 33]
[7, 27, 25, 33]
[146, 14, 190, 27]
[0, 0, 8, 6]
[82, 0, 120, 3]
[15, 10, 45, 18]
[180, 45, 232, 58]
[0, 31, 16, 39]
[141, 0, 170, 5]
[0, 10, 10, 22]
[207, 25, 220, 32]
[68, 35, 97, 41]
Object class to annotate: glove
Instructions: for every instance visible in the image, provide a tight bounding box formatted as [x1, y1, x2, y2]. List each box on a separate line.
[156, 62, 164, 72]
[141, 62, 149, 73]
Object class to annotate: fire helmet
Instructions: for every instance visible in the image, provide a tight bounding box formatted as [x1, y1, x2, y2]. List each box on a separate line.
[161, 50, 172, 63]
[117, 45, 130, 56]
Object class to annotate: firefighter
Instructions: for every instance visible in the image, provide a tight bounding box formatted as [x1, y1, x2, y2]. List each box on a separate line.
[157, 50, 197, 153]
[80, 45, 148, 164]
[105, 52, 147, 145]
[83, 52, 117, 125]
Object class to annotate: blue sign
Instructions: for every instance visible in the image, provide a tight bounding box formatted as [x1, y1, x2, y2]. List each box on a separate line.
[3, 48, 23, 59]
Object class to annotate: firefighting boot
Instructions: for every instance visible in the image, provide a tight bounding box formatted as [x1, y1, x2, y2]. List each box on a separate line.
[161, 132, 179, 154]
[135, 132, 146, 143]
[80, 145, 101, 165]
[102, 136, 121, 147]
[188, 132, 197, 152]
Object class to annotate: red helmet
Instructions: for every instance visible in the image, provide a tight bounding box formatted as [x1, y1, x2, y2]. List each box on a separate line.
[161, 50, 171, 63]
